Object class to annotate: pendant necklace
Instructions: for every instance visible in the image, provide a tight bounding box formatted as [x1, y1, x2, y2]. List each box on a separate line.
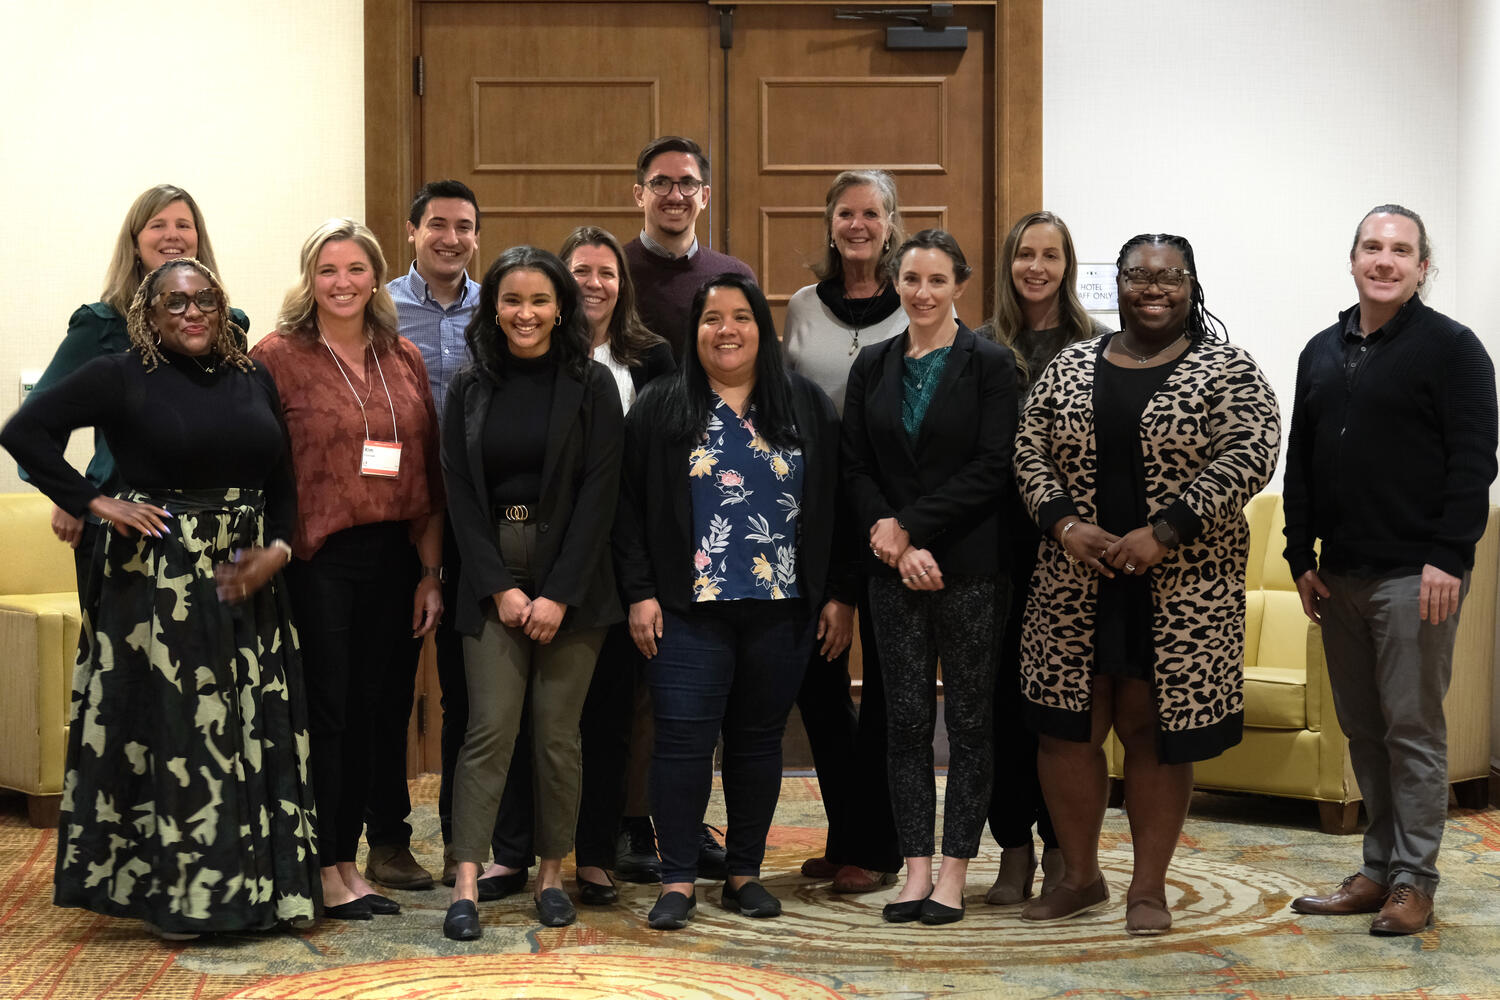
[1116, 332, 1185, 365]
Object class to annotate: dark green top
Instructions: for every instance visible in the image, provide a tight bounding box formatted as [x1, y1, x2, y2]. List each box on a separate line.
[900, 346, 951, 439]
[22, 301, 250, 495]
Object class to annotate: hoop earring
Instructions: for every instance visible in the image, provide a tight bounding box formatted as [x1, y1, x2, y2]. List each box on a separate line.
[494, 313, 503, 325]
[554, 314, 562, 326]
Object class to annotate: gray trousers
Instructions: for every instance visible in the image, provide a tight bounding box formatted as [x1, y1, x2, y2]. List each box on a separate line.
[450, 522, 606, 863]
[1319, 570, 1467, 898]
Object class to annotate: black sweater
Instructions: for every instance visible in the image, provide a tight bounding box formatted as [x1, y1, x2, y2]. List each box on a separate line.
[1283, 296, 1497, 579]
[2, 351, 296, 541]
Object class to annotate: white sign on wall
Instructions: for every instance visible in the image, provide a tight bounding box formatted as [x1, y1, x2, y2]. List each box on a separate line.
[1077, 264, 1118, 312]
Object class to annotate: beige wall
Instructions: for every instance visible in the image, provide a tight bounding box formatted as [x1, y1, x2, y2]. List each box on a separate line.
[0, 0, 365, 492]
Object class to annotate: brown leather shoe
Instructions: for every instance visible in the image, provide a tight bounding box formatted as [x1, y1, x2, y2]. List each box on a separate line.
[441, 847, 458, 888]
[1289, 873, 1387, 915]
[800, 856, 839, 880]
[1020, 875, 1109, 921]
[364, 844, 435, 890]
[1370, 884, 1434, 936]
[831, 865, 898, 894]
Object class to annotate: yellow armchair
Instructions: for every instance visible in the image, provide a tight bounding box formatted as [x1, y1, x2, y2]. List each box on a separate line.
[1108, 492, 1497, 833]
[0, 492, 81, 827]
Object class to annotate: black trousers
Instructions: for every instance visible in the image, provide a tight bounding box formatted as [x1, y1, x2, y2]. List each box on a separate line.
[987, 498, 1057, 850]
[286, 522, 412, 867]
[794, 587, 902, 872]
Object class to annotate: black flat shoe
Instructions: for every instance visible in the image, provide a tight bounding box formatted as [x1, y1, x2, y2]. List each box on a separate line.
[325, 898, 373, 921]
[919, 896, 965, 925]
[881, 897, 926, 923]
[577, 875, 618, 906]
[443, 899, 482, 941]
[362, 893, 401, 915]
[721, 880, 781, 918]
[535, 887, 577, 927]
[648, 890, 697, 930]
[477, 870, 528, 902]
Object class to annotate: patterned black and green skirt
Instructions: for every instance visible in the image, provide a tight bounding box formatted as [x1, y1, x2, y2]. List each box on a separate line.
[54, 488, 321, 933]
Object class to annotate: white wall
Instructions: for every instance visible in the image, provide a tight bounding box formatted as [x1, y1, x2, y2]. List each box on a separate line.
[1457, 0, 1500, 770]
[0, 0, 365, 493]
[1043, 0, 1465, 496]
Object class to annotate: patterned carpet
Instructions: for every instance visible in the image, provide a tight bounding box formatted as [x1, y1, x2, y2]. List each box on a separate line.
[2, 774, 1498, 999]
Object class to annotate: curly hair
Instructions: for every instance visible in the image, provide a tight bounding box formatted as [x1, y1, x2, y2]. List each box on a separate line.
[1114, 233, 1227, 343]
[126, 258, 251, 373]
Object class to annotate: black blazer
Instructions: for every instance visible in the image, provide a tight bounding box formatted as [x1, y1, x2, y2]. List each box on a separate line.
[841, 322, 1017, 578]
[442, 359, 625, 636]
[629, 341, 676, 392]
[614, 372, 856, 615]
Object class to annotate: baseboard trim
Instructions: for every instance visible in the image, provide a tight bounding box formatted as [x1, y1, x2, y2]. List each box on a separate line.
[1490, 765, 1499, 808]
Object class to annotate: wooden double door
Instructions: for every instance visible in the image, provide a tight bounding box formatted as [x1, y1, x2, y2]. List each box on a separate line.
[364, 0, 1039, 773]
[369, 0, 1040, 330]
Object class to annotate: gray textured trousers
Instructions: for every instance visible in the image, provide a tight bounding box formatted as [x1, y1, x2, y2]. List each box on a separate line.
[1318, 570, 1467, 898]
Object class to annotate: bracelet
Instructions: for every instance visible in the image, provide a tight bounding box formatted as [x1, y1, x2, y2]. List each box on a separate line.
[1059, 519, 1081, 566]
[422, 565, 445, 582]
[268, 539, 293, 564]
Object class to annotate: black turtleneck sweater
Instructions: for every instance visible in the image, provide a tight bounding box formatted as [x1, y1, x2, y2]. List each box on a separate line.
[1, 348, 296, 540]
[481, 346, 556, 505]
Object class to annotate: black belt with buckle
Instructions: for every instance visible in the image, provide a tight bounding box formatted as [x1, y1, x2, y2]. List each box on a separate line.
[493, 504, 532, 523]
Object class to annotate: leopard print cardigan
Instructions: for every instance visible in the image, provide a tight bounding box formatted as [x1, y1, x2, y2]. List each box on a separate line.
[1014, 335, 1281, 763]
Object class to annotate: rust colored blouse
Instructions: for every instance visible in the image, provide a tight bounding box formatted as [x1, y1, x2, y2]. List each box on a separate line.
[251, 330, 444, 560]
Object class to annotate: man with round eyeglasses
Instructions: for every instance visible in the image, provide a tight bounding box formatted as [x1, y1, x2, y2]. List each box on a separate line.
[623, 135, 755, 360]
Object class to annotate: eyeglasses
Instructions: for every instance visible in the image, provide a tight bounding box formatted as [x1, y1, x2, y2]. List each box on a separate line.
[645, 175, 703, 197]
[154, 289, 223, 315]
[1120, 267, 1192, 291]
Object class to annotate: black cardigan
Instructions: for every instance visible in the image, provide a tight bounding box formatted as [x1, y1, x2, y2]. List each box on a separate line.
[841, 323, 1018, 578]
[614, 372, 855, 614]
[1283, 295, 1498, 579]
[441, 358, 625, 636]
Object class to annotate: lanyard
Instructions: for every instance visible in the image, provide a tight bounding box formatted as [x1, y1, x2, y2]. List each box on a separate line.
[321, 335, 399, 444]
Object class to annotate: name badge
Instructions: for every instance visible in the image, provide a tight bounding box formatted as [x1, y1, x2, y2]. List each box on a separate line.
[362, 440, 402, 478]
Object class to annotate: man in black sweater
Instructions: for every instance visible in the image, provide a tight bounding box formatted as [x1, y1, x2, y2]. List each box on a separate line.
[1283, 204, 1497, 936]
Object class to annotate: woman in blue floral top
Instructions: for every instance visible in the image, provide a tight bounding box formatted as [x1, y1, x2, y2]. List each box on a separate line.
[615, 273, 855, 930]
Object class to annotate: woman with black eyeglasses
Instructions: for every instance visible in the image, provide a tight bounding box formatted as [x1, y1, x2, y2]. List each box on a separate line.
[1, 258, 320, 940]
[1013, 234, 1278, 935]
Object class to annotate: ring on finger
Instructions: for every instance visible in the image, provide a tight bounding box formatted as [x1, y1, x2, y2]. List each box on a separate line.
[918, 570, 929, 577]
[1125, 563, 1136, 573]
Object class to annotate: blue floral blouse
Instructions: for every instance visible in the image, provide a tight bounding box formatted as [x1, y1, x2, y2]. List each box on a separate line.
[687, 395, 804, 602]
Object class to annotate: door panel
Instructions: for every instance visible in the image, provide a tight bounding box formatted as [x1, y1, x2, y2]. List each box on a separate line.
[418, 2, 714, 260]
[720, 3, 994, 331]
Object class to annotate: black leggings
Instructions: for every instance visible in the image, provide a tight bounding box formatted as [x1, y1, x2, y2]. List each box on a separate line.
[870, 575, 998, 860]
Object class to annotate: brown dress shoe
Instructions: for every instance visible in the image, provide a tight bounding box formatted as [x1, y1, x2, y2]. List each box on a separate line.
[1289, 873, 1387, 915]
[800, 856, 839, 880]
[1020, 875, 1109, 921]
[364, 844, 435, 890]
[831, 865, 898, 894]
[441, 848, 458, 888]
[1370, 884, 1434, 936]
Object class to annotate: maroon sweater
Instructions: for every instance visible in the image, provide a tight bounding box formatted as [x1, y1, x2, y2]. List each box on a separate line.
[623, 236, 755, 360]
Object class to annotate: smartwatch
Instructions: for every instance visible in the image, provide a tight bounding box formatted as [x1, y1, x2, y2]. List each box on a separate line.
[1150, 517, 1180, 548]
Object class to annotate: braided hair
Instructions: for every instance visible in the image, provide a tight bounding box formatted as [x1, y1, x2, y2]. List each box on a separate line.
[126, 258, 251, 372]
[1115, 234, 1227, 343]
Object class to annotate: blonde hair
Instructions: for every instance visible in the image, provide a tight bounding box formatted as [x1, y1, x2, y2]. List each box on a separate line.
[126, 258, 251, 373]
[101, 185, 222, 315]
[276, 218, 399, 349]
[986, 211, 1094, 382]
[810, 170, 905, 284]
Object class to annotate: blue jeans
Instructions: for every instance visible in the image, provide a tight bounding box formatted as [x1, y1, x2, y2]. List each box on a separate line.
[649, 599, 816, 883]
